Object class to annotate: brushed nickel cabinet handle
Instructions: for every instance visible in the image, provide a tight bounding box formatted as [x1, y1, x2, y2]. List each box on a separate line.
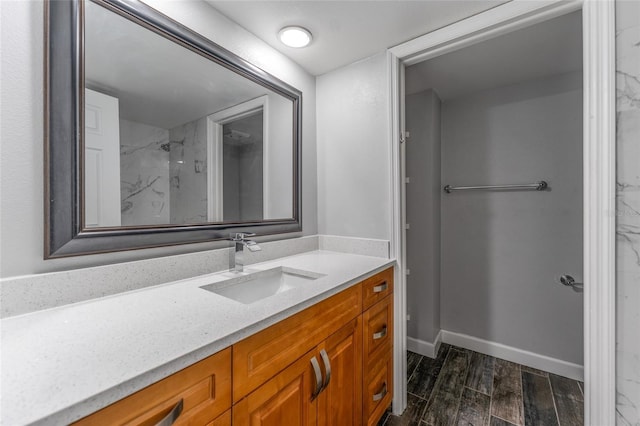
[155, 399, 183, 426]
[373, 382, 387, 402]
[373, 282, 388, 293]
[311, 356, 323, 400]
[373, 326, 387, 340]
[319, 349, 332, 392]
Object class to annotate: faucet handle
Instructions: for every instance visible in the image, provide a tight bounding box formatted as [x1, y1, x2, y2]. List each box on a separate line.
[230, 232, 256, 241]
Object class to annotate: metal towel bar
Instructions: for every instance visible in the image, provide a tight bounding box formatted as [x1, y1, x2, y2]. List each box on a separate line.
[443, 181, 548, 193]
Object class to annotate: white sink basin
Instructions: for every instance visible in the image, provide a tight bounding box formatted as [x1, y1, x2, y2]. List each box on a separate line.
[200, 267, 326, 304]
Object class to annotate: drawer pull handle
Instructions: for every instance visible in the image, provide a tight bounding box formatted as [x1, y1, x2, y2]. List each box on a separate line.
[373, 282, 388, 293]
[155, 399, 183, 426]
[373, 383, 387, 402]
[373, 326, 387, 340]
[311, 356, 323, 400]
[319, 349, 332, 392]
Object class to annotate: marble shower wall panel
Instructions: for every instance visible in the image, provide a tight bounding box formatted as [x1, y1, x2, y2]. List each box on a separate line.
[169, 117, 208, 224]
[119, 119, 170, 226]
[616, 1, 640, 424]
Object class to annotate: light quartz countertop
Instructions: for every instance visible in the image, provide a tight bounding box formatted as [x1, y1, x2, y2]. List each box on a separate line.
[1, 250, 394, 426]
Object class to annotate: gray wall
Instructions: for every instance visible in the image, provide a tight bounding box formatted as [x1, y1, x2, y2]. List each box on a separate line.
[440, 72, 584, 364]
[615, 0, 640, 423]
[406, 89, 442, 344]
[0, 0, 317, 278]
[317, 52, 391, 240]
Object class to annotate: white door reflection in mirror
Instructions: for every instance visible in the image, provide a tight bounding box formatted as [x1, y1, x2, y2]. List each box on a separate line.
[84, 88, 121, 228]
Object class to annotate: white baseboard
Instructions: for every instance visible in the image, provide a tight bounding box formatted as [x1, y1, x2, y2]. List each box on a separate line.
[407, 331, 442, 359]
[440, 330, 584, 381]
[407, 330, 584, 381]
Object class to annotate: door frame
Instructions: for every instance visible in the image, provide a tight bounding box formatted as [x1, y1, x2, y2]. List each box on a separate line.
[387, 0, 616, 423]
[207, 95, 270, 221]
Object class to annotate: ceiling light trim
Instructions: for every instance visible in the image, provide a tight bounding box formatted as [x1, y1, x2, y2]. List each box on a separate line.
[278, 26, 312, 48]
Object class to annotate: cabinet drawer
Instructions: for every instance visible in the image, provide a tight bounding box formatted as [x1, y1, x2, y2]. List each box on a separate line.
[233, 284, 362, 402]
[362, 268, 393, 311]
[73, 348, 231, 426]
[363, 354, 393, 426]
[363, 295, 393, 365]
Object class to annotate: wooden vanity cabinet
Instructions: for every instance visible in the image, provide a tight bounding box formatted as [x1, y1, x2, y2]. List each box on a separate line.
[233, 266, 393, 426]
[73, 267, 393, 426]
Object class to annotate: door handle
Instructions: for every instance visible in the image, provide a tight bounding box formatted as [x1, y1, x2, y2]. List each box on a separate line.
[311, 356, 323, 400]
[559, 274, 584, 292]
[373, 325, 387, 340]
[373, 382, 387, 402]
[373, 282, 388, 293]
[319, 349, 332, 392]
[155, 399, 183, 426]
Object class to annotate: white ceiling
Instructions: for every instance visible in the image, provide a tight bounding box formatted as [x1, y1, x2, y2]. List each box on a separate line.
[405, 10, 583, 100]
[86, 0, 580, 128]
[205, 1, 508, 76]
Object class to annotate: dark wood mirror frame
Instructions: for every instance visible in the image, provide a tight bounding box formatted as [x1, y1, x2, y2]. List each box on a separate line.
[44, 0, 302, 258]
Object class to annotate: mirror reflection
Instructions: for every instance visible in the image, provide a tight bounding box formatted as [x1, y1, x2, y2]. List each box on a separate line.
[84, 0, 294, 228]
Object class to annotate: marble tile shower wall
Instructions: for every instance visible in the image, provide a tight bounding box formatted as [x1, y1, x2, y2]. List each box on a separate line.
[169, 117, 209, 224]
[119, 119, 171, 225]
[616, 1, 640, 424]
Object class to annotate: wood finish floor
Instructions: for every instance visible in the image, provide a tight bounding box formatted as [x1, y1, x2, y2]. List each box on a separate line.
[378, 345, 583, 426]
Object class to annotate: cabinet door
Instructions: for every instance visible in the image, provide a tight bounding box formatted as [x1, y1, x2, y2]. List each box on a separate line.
[317, 318, 363, 426]
[233, 285, 362, 402]
[233, 349, 319, 426]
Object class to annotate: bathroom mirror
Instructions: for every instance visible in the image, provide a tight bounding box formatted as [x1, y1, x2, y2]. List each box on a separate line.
[45, 0, 302, 257]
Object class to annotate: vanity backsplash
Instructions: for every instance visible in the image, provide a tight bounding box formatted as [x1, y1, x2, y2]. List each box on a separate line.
[0, 235, 389, 318]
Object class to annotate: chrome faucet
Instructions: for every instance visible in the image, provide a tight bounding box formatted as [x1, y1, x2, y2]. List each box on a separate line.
[229, 233, 261, 273]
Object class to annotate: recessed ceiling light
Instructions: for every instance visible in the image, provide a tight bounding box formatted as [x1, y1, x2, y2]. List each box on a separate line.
[278, 26, 312, 48]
